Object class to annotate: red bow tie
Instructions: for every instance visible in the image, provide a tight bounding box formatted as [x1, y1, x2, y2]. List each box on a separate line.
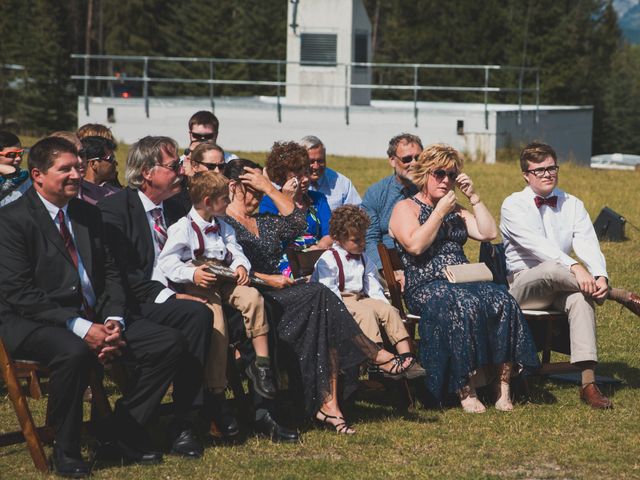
[534, 195, 557, 208]
[204, 224, 219, 235]
[346, 253, 361, 261]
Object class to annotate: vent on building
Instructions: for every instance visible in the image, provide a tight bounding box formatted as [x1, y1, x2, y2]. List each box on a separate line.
[300, 33, 337, 66]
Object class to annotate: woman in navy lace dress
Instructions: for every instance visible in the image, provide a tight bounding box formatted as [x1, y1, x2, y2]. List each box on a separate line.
[389, 144, 539, 413]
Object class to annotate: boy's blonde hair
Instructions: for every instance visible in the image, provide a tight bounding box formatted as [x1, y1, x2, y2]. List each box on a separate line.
[188, 171, 229, 205]
[329, 205, 370, 240]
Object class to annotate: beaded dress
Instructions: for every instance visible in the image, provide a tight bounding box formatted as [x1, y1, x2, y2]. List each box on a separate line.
[225, 208, 377, 415]
[398, 197, 539, 400]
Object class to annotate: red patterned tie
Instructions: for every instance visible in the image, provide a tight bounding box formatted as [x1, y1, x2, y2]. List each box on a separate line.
[57, 210, 94, 320]
[534, 195, 558, 208]
[150, 207, 168, 251]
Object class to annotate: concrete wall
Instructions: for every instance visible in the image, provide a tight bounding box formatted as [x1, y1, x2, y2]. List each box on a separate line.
[78, 97, 590, 165]
[286, 0, 371, 106]
[495, 107, 593, 165]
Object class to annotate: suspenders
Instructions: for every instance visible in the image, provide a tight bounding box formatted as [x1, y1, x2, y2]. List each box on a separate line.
[329, 248, 365, 293]
[189, 216, 232, 265]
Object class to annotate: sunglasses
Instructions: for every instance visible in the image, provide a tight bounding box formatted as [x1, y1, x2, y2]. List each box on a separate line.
[394, 154, 420, 164]
[0, 149, 25, 159]
[156, 158, 183, 173]
[431, 169, 459, 181]
[87, 154, 116, 163]
[525, 166, 559, 178]
[189, 131, 216, 142]
[192, 159, 225, 171]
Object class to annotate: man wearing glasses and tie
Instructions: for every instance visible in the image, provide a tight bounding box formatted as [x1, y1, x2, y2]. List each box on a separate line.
[500, 141, 639, 410]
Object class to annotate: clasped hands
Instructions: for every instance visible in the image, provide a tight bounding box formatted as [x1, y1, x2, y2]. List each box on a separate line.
[432, 173, 477, 218]
[84, 319, 126, 365]
[570, 263, 609, 301]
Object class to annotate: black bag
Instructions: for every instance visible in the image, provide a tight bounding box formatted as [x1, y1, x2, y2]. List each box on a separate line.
[478, 242, 508, 286]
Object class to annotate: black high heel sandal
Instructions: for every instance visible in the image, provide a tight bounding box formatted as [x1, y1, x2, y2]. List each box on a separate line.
[369, 354, 414, 379]
[315, 410, 356, 435]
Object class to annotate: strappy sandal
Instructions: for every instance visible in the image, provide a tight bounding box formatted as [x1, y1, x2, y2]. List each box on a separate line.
[369, 354, 413, 379]
[315, 410, 356, 435]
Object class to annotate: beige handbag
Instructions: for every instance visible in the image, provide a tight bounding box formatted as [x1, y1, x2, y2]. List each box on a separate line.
[444, 263, 493, 283]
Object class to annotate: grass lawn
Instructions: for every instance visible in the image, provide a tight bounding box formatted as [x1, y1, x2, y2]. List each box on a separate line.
[1, 146, 639, 479]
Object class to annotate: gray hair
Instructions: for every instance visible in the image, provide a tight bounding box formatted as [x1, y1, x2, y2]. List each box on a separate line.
[386, 133, 423, 158]
[299, 135, 324, 151]
[126, 135, 178, 188]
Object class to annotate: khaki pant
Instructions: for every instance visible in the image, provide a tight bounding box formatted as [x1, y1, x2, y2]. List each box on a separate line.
[341, 293, 409, 346]
[508, 260, 597, 364]
[185, 282, 268, 392]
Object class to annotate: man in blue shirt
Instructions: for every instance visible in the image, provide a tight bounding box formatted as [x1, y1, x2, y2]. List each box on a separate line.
[299, 135, 361, 211]
[361, 133, 422, 269]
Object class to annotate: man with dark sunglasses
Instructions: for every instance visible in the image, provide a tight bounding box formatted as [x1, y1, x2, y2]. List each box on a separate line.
[501, 142, 640, 410]
[183, 111, 238, 170]
[78, 136, 121, 205]
[361, 133, 422, 269]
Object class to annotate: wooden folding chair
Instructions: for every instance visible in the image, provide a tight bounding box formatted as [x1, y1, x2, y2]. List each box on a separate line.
[479, 242, 579, 377]
[377, 243, 420, 342]
[0, 338, 112, 473]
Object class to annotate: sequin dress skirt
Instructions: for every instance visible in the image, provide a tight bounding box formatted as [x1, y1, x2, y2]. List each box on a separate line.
[262, 282, 375, 415]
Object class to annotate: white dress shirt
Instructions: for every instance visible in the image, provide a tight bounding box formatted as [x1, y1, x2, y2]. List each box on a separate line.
[309, 167, 362, 211]
[137, 190, 176, 303]
[500, 185, 607, 278]
[153, 207, 251, 286]
[37, 192, 123, 339]
[311, 243, 388, 301]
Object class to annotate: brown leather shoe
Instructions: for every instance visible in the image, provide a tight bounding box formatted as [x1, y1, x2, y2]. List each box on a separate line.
[580, 382, 613, 409]
[609, 288, 640, 317]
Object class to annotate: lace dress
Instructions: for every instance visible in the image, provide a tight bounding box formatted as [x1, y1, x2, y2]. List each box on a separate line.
[224, 209, 377, 415]
[398, 198, 539, 400]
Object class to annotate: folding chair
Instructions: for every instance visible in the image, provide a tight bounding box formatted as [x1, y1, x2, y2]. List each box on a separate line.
[479, 242, 579, 376]
[0, 337, 112, 473]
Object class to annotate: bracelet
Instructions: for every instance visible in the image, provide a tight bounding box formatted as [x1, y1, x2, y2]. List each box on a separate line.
[431, 210, 444, 221]
[470, 195, 481, 206]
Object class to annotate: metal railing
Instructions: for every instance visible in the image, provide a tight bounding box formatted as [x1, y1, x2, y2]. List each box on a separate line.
[70, 54, 540, 129]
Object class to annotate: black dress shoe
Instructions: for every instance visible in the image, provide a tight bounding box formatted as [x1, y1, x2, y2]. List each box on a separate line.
[253, 412, 300, 444]
[170, 429, 204, 458]
[205, 392, 241, 439]
[245, 361, 277, 399]
[50, 444, 91, 478]
[97, 439, 163, 465]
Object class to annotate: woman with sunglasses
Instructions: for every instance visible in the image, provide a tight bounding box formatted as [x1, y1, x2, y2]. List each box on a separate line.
[0, 130, 31, 208]
[389, 144, 539, 413]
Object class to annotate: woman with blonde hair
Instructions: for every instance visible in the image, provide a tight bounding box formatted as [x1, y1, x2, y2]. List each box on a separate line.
[389, 144, 539, 413]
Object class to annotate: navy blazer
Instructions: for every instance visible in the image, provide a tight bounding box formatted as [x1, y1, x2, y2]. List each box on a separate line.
[0, 187, 125, 353]
[98, 187, 186, 311]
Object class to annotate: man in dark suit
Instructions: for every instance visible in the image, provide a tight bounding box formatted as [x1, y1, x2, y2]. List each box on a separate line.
[98, 136, 213, 457]
[0, 137, 185, 477]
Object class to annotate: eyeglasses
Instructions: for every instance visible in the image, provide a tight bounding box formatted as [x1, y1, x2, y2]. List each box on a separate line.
[394, 154, 420, 164]
[156, 158, 183, 173]
[87, 154, 116, 163]
[525, 166, 560, 178]
[0, 149, 25, 159]
[431, 169, 458, 182]
[192, 159, 225, 171]
[189, 131, 216, 142]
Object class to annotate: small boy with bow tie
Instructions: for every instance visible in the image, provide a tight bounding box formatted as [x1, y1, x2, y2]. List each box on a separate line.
[311, 205, 425, 379]
[154, 171, 276, 437]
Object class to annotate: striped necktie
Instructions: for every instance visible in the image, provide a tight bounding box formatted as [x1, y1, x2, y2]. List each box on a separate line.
[150, 207, 168, 251]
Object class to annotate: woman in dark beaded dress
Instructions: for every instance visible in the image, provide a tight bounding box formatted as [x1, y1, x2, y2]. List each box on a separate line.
[223, 158, 413, 433]
[389, 144, 539, 413]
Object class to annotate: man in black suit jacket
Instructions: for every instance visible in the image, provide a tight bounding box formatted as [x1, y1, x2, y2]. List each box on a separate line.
[0, 137, 185, 477]
[98, 136, 212, 457]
